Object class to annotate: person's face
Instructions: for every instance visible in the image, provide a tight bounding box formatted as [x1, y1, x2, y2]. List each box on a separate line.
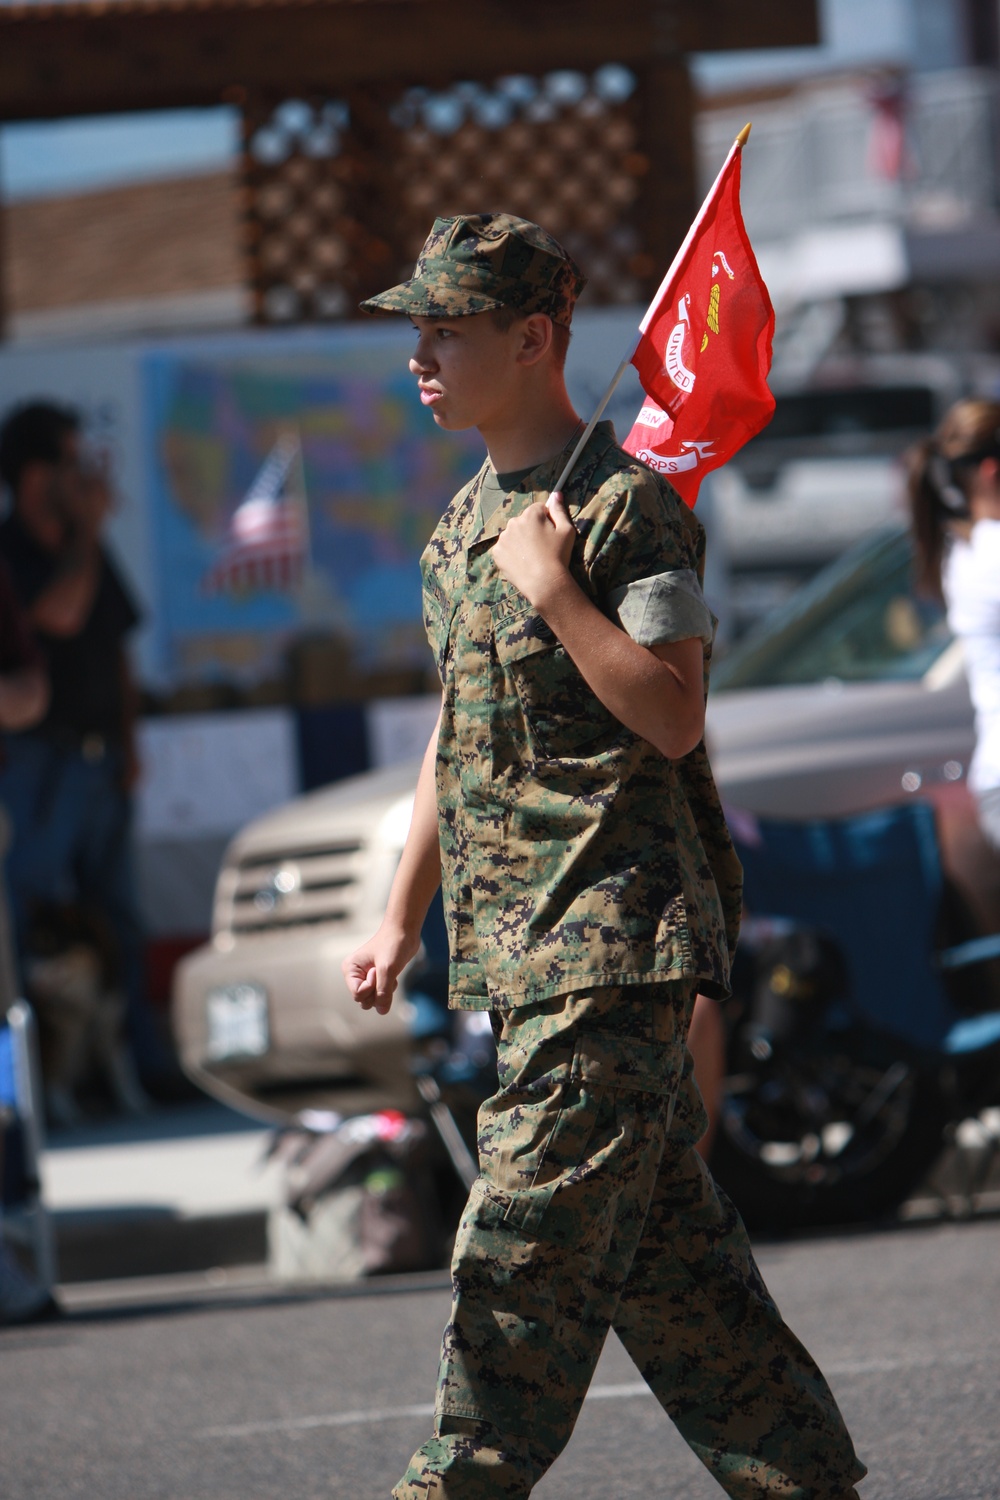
[408, 312, 523, 433]
[17, 431, 85, 550]
[51, 431, 87, 514]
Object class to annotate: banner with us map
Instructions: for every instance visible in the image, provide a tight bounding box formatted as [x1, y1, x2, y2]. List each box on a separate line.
[142, 330, 483, 687]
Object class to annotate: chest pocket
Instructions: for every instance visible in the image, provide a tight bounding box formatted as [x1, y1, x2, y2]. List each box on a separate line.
[493, 604, 620, 759]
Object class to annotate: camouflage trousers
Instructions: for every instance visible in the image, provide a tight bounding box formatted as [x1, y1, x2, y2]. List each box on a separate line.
[394, 983, 866, 1500]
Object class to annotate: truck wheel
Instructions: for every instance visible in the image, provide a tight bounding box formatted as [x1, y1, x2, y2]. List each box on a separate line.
[707, 1040, 949, 1231]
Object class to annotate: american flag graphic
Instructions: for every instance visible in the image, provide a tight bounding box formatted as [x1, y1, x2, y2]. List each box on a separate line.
[202, 433, 308, 596]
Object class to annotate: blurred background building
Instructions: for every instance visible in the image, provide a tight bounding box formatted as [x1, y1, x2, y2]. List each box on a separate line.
[1, 0, 999, 999]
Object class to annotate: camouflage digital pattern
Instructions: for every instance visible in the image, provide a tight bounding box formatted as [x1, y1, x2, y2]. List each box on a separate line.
[419, 420, 743, 1010]
[359, 214, 586, 326]
[393, 983, 867, 1500]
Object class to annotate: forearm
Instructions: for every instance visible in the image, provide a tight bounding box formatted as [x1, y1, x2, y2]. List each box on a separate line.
[537, 573, 705, 759]
[29, 545, 100, 636]
[343, 708, 443, 1013]
[490, 493, 706, 760]
[0, 667, 49, 731]
[384, 711, 443, 939]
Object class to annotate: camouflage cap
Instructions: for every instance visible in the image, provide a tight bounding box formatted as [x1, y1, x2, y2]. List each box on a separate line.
[359, 213, 586, 327]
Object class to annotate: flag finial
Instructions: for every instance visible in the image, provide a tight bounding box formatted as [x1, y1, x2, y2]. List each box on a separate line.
[736, 122, 752, 149]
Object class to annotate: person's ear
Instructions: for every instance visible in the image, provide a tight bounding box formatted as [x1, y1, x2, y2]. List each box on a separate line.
[515, 314, 554, 367]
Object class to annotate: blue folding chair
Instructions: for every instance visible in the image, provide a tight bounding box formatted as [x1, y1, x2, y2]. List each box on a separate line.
[712, 799, 1000, 1227]
[0, 1000, 58, 1294]
[733, 799, 1000, 1057]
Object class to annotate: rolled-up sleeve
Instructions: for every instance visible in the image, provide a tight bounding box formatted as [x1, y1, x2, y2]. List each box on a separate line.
[606, 568, 716, 647]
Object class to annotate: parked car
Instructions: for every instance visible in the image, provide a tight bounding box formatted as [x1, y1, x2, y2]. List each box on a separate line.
[709, 524, 969, 816]
[709, 364, 955, 632]
[171, 759, 424, 1122]
[172, 526, 999, 1123]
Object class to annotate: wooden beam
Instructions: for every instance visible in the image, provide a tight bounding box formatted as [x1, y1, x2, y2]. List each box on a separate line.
[633, 57, 698, 304]
[0, 0, 819, 123]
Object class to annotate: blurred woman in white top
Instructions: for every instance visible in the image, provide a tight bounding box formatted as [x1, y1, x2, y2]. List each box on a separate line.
[908, 398, 1000, 853]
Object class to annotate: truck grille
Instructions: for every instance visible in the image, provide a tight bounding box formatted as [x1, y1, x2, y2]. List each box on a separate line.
[218, 840, 364, 936]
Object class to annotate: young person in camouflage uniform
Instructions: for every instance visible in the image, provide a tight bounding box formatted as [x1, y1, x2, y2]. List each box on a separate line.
[345, 213, 866, 1500]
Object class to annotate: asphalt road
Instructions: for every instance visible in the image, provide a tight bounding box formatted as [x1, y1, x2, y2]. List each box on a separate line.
[2, 1216, 998, 1500]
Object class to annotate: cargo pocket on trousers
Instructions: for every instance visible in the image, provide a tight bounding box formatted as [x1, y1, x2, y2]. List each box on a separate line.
[481, 1075, 633, 1255]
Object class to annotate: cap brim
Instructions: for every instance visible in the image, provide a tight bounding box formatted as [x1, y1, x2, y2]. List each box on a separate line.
[358, 279, 506, 318]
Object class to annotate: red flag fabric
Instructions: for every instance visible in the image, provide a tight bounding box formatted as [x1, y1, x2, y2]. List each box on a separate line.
[623, 135, 775, 507]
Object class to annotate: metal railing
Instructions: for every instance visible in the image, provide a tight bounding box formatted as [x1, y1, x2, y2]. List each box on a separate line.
[699, 68, 1000, 243]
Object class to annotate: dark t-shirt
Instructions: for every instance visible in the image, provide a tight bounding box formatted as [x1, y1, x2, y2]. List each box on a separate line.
[0, 513, 140, 743]
[0, 555, 41, 677]
[0, 553, 44, 766]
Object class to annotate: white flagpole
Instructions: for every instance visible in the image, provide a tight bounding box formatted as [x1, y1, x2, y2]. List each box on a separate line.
[550, 123, 751, 499]
[550, 341, 640, 496]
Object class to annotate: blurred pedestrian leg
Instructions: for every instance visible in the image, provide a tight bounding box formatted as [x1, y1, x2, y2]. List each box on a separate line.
[0, 733, 168, 1087]
[0, 806, 60, 1325]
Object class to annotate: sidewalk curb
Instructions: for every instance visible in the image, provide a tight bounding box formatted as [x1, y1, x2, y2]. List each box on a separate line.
[46, 1131, 1000, 1286]
[54, 1206, 268, 1284]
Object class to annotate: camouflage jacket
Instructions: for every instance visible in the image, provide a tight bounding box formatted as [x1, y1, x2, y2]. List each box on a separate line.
[420, 421, 743, 1009]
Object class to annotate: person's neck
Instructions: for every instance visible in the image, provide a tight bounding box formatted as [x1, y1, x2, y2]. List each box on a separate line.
[13, 501, 62, 553]
[481, 392, 583, 477]
[971, 494, 1000, 523]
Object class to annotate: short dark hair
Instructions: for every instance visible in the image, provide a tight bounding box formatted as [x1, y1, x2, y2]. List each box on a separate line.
[0, 400, 80, 497]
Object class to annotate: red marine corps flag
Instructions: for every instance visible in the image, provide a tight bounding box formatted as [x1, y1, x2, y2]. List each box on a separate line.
[622, 124, 775, 506]
[553, 125, 774, 509]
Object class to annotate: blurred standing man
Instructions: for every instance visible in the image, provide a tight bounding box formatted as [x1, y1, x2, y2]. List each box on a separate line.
[0, 400, 166, 1092]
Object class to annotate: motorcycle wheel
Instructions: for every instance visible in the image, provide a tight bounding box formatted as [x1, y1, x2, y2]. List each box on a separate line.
[708, 1036, 950, 1231]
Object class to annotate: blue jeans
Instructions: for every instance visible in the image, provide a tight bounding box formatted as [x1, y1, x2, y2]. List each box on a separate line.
[0, 734, 167, 1078]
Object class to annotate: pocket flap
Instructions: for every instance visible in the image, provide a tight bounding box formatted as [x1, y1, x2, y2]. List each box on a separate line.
[494, 608, 557, 665]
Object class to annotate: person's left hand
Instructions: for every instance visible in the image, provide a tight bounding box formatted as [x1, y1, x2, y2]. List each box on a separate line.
[491, 491, 577, 609]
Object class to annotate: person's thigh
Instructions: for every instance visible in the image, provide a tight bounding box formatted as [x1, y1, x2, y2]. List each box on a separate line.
[0, 740, 83, 917]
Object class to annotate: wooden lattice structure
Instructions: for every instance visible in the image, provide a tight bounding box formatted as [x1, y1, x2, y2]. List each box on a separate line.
[241, 69, 656, 322]
[0, 0, 819, 329]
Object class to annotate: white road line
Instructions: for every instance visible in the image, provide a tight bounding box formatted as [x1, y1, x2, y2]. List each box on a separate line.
[197, 1351, 986, 1441]
[201, 1402, 436, 1439]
